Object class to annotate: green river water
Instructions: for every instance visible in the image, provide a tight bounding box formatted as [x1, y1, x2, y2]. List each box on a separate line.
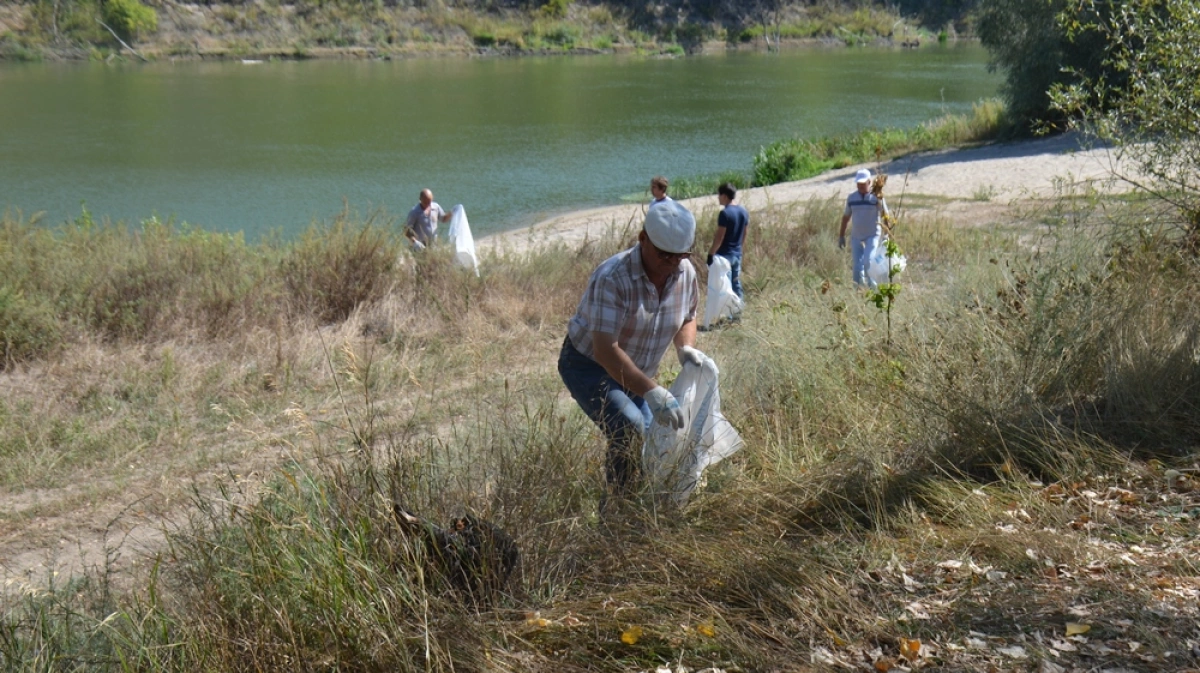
[0, 44, 1000, 239]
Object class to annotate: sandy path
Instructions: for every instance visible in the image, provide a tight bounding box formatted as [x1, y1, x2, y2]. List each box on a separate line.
[481, 134, 1127, 253]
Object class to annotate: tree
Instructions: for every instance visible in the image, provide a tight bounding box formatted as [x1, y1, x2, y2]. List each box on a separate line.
[975, 0, 1117, 131]
[103, 0, 157, 42]
[1050, 0, 1200, 242]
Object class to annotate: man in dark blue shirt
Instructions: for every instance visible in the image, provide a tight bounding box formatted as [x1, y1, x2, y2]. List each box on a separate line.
[706, 182, 749, 300]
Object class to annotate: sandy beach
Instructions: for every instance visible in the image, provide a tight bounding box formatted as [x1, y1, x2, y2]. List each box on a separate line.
[481, 133, 1128, 254]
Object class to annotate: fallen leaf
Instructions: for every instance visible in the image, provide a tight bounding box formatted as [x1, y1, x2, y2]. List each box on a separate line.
[1066, 622, 1091, 636]
[874, 659, 893, 672]
[1050, 639, 1077, 652]
[996, 645, 1028, 659]
[696, 622, 716, 638]
[621, 625, 643, 645]
[905, 602, 931, 620]
[524, 611, 549, 627]
[900, 637, 921, 660]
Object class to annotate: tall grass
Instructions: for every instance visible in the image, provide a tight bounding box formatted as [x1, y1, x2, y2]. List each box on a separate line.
[2, 186, 1199, 670]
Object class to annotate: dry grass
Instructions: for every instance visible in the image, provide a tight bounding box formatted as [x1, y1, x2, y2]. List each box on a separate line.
[2, 191, 1200, 671]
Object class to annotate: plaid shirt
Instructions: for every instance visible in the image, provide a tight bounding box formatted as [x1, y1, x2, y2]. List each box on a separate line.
[567, 245, 698, 378]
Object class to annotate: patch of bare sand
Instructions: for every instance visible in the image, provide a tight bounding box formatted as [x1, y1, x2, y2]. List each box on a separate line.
[482, 134, 1130, 254]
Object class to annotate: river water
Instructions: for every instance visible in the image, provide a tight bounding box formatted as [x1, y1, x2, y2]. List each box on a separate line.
[0, 44, 999, 239]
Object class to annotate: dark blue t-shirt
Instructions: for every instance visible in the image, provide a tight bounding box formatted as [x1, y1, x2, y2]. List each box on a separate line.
[716, 204, 748, 257]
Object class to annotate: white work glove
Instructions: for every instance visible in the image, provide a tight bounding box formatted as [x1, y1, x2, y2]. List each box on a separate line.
[677, 345, 704, 367]
[644, 385, 684, 430]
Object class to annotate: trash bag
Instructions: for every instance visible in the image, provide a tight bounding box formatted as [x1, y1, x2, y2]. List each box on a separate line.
[703, 254, 744, 328]
[866, 238, 906, 286]
[642, 352, 743, 507]
[447, 205, 480, 276]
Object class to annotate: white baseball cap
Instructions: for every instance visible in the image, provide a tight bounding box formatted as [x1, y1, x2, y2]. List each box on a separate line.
[643, 200, 696, 254]
[855, 169, 872, 184]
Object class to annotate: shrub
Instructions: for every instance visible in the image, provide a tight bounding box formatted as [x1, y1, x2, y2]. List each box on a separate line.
[1051, 0, 1200, 243]
[976, 0, 1118, 131]
[539, 0, 571, 20]
[752, 138, 832, 186]
[102, 0, 157, 41]
[530, 21, 580, 48]
[752, 103, 1009, 187]
[0, 286, 62, 368]
[279, 213, 399, 324]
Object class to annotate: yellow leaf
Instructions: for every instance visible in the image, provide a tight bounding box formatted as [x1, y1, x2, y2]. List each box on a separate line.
[696, 622, 716, 638]
[621, 625, 643, 645]
[823, 625, 847, 647]
[899, 638, 921, 660]
[524, 611, 550, 627]
[1066, 622, 1090, 636]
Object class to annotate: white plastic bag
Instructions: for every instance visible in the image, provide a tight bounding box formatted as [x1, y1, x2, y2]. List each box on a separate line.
[866, 238, 906, 286]
[447, 205, 479, 276]
[702, 255, 744, 328]
[642, 352, 743, 507]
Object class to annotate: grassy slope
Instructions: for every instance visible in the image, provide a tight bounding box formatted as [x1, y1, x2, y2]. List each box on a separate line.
[2, 173, 1199, 670]
[0, 2, 918, 61]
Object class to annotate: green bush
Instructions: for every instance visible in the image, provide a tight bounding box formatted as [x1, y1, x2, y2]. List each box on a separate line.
[752, 138, 832, 186]
[976, 0, 1119, 130]
[102, 0, 157, 41]
[0, 286, 62, 368]
[752, 103, 1009, 187]
[0, 33, 43, 62]
[539, 0, 571, 19]
[530, 21, 580, 48]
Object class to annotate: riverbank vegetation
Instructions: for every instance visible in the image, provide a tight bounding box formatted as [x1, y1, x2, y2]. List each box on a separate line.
[3, 149, 1200, 670]
[0, 0, 971, 61]
[669, 99, 1009, 200]
[4, 1, 1200, 670]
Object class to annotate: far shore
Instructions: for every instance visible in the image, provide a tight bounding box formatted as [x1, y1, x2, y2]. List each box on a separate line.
[1, 37, 903, 62]
[480, 133, 1127, 255]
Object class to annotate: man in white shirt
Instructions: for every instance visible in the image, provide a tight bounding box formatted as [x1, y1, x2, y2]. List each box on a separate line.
[405, 188, 452, 247]
[648, 175, 674, 209]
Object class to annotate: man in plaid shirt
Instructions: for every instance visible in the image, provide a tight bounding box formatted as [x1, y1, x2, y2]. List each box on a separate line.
[558, 200, 707, 506]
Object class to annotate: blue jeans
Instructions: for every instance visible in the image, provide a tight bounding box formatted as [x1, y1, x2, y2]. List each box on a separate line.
[558, 337, 651, 493]
[851, 231, 880, 288]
